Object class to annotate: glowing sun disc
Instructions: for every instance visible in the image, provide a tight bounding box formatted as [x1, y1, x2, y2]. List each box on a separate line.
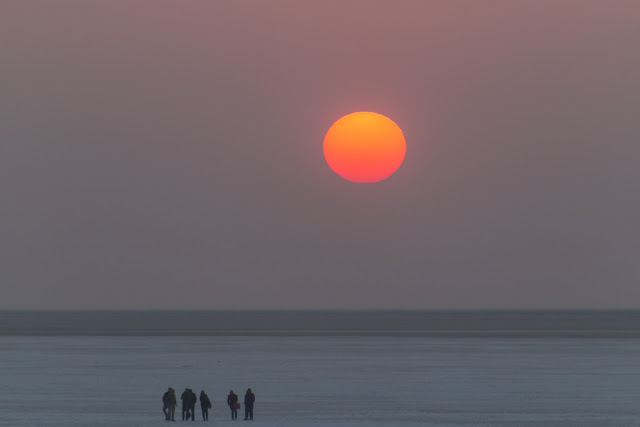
[323, 112, 406, 183]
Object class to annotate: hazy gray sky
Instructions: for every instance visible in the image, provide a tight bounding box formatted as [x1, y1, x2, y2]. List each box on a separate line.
[1, 1, 639, 309]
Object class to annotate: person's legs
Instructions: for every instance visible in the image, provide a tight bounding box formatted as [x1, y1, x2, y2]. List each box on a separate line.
[249, 407, 253, 420]
[169, 405, 176, 421]
[163, 405, 169, 420]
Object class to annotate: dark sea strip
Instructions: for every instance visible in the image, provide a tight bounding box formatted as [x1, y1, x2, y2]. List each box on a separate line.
[2, 310, 640, 337]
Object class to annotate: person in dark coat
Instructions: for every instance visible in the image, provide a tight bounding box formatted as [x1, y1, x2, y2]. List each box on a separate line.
[227, 390, 239, 420]
[181, 388, 191, 421]
[167, 388, 177, 421]
[243, 388, 255, 420]
[188, 389, 197, 421]
[162, 388, 170, 420]
[200, 390, 212, 421]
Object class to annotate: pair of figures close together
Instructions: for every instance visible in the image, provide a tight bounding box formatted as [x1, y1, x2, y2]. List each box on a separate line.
[227, 388, 256, 421]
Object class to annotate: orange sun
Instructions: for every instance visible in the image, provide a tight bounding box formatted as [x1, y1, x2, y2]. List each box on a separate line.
[323, 112, 406, 183]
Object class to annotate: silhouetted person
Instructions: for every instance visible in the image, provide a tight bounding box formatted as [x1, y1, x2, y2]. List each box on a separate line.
[227, 390, 239, 420]
[200, 390, 211, 421]
[188, 389, 197, 421]
[167, 388, 177, 421]
[162, 388, 170, 420]
[181, 388, 191, 420]
[244, 388, 255, 420]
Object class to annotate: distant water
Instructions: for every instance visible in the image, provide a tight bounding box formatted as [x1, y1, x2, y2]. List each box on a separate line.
[3, 310, 640, 337]
[2, 311, 640, 426]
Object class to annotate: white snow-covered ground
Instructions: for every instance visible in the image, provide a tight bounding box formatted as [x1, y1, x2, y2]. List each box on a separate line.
[2, 335, 640, 426]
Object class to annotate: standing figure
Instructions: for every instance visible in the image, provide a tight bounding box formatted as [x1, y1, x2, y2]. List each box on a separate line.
[200, 390, 212, 421]
[227, 390, 239, 420]
[162, 388, 170, 420]
[167, 388, 177, 421]
[181, 388, 191, 421]
[244, 388, 255, 420]
[188, 389, 197, 421]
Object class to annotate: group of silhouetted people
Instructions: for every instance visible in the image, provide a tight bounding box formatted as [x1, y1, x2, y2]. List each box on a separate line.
[162, 387, 255, 421]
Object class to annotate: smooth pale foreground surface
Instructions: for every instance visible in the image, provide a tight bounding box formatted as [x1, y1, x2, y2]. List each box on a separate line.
[323, 112, 406, 183]
[2, 336, 640, 426]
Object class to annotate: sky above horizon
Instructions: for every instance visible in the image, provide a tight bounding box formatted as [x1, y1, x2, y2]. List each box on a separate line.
[1, 1, 639, 309]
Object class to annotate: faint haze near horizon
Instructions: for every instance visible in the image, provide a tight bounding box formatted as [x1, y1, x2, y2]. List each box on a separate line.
[1, 1, 639, 310]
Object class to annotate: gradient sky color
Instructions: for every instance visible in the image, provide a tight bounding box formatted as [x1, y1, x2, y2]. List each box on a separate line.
[1, 1, 639, 309]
